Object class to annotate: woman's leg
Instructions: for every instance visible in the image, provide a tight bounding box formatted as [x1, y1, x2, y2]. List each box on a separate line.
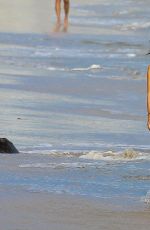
[55, 0, 61, 24]
[63, 0, 70, 28]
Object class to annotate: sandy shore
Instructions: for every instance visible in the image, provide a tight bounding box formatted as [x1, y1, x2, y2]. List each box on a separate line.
[0, 189, 149, 230]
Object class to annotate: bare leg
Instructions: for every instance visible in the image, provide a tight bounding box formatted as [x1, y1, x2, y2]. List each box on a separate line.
[54, 0, 62, 32]
[55, 0, 61, 24]
[147, 65, 150, 130]
[63, 0, 70, 31]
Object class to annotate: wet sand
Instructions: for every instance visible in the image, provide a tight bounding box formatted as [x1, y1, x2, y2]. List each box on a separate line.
[0, 0, 150, 228]
[0, 189, 149, 230]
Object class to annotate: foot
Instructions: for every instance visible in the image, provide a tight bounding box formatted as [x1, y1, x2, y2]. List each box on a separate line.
[63, 17, 68, 32]
[53, 20, 61, 32]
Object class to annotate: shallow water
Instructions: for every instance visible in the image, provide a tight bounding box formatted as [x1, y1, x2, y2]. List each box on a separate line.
[0, 0, 150, 208]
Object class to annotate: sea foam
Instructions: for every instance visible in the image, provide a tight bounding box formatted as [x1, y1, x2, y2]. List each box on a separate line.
[143, 191, 150, 204]
[19, 162, 101, 169]
[71, 64, 102, 71]
[80, 149, 149, 161]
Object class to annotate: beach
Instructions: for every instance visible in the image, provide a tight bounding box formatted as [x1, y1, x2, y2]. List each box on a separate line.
[0, 0, 150, 228]
[0, 189, 150, 230]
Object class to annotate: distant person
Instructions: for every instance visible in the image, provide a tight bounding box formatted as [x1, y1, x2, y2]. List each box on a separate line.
[55, 0, 70, 32]
[147, 65, 150, 130]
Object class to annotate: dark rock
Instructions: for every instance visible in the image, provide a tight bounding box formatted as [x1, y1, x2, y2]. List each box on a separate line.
[0, 138, 19, 154]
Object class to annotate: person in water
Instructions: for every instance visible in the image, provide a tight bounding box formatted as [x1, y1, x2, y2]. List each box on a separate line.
[55, 0, 70, 31]
[147, 65, 150, 130]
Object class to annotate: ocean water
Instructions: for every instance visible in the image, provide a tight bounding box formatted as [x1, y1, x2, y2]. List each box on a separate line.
[0, 0, 150, 208]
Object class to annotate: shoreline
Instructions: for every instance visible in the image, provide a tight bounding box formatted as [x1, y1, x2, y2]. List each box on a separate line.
[0, 1, 150, 229]
[0, 188, 150, 230]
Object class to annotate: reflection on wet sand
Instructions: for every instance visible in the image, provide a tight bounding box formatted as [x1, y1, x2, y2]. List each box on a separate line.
[0, 0, 52, 33]
[54, 0, 70, 32]
[0, 0, 70, 34]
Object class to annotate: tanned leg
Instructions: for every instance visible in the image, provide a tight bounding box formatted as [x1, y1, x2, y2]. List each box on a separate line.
[54, 0, 61, 31]
[147, 65, 150, 130]
[55, 0, 61, 24]
[63, 0, 70, 31]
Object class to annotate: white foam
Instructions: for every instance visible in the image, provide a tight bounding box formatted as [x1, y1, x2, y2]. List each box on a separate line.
[19, 163, 49, 168]
[21, 147, 150, 162]
[126, 53, 136, 58]
[47, 65, 102, 72]
[34, 51, 52, 57]
[39, 151, 81, 157]
[80, 149, 150, 161]
[118, 10, 129, 15]
[72, 64, 102, 71]
[144, 191, 150, 204]
[33, 143, 53, 148]
[21, 143, 53, 154]
[19, 162, 99, 169]
[120, 22, 150, 31]
[109, 53, 136, 58]
[47, 66, 66, 71]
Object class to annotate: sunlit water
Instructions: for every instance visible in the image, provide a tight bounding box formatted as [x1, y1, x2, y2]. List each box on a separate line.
[0, 0, 150, 208]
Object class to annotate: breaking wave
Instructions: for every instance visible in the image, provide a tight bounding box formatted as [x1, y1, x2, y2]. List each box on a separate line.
[21, 148, 150, 162]
[80, 149, 149, 161]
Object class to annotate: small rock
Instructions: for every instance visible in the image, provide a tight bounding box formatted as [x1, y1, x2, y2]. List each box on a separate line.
[0, 138, 19, 154]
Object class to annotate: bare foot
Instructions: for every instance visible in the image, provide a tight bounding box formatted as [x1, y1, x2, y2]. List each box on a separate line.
[63, 17, 68, 32]
[53, 21, 61, 32]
